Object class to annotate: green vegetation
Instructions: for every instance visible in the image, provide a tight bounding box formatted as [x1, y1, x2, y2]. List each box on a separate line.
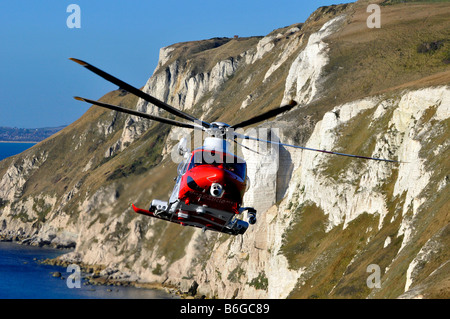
[152, 263, 163, 275]
[155, 224, 196, 266]
[320, 100, 399, 181]
[0, 198, 9, 209]
[157, 37, 262, 76]
[32, 197, 52, 223]
[192, 232, 222, 271]
[280, 197, 412, 298]
[280, 202, 328, 270]
[322, 1, 450, 108]
[106, 125, 168, 181]
[228, 266, 246, 283]
[248, 271, 269, 290]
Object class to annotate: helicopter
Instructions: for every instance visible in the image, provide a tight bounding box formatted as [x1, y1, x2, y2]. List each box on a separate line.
[70, 58, 399, 235]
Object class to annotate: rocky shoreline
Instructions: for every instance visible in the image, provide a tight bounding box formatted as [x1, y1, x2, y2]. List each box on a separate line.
[40, 257, 204, 299]
[0, 234, 76, 249]
[0, 236, 203, 299]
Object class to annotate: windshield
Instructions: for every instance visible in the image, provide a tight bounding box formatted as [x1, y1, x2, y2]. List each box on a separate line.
[189, 151, 246, 180]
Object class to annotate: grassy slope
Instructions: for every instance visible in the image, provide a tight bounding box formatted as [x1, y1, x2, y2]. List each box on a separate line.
[281, 0, 450, 131]
[280, 0, 449, 299]
[324, 0, 450, 102]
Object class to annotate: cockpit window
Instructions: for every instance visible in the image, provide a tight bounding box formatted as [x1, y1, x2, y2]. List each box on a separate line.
[189, 151, 246, 180]
[224, 162, 246, 180]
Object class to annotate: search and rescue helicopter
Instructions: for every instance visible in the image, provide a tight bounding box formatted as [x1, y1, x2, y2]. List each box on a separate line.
[70, 58, 399, 235]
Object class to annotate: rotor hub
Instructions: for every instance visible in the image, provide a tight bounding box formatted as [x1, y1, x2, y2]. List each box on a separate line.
[209, 122, 231, 137]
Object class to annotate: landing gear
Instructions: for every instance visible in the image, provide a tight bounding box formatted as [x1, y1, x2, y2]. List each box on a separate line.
[224, 219, 249, 235]
[196, 205, 208, 215]
[149, 199, 169, 217]
[239, 207, 257, 225]
[248, 209, 257, 225]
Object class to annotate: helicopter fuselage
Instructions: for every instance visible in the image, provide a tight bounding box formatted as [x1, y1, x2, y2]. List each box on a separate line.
[179, 149, 247, 210]
[133, 140, 256, 235]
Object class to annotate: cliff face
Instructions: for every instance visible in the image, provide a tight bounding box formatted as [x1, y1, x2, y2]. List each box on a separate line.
[1, 0, 449, 298]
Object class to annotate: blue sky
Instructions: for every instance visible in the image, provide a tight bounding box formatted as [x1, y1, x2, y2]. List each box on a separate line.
[0, 0, 345, 128]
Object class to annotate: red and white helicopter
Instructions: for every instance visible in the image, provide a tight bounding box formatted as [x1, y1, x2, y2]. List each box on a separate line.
[70, 58, 399, 235]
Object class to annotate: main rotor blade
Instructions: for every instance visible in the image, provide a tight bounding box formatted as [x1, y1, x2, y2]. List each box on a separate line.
[232, 138, 266, 155]
[231, 100, 297, 129]
[69, 58, 211, 129]
[74, 96, 204, 130]
[233, 132, 402, 163]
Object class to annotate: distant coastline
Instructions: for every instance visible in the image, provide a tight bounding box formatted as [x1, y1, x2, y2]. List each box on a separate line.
[0, 126, 66, 143]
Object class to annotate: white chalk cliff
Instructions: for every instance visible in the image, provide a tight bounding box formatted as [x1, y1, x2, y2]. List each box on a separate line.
[1, 1, 449, 298]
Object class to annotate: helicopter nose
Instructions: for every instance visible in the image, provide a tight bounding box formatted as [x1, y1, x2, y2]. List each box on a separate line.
[210, 183, 224, 198]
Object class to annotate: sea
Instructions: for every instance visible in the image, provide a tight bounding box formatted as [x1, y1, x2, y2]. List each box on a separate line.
[0, 142, 37, 161]
[0, 143, 174, 299]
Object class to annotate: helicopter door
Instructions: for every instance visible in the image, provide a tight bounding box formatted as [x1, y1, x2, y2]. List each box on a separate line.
[169, 154, 190, 205]
[177, 159, 189, 176]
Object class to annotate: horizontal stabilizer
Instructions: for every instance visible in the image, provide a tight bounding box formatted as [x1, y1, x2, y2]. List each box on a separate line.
[132, 203, 154, 217]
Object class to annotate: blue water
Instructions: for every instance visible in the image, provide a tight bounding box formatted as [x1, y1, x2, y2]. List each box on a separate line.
[0, 242, 174, 299]
[0, 142, 36, 161]
[0, 144, 175, 299]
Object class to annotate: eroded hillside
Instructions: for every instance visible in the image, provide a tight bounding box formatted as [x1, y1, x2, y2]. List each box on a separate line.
[0, 0, 449, 298]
